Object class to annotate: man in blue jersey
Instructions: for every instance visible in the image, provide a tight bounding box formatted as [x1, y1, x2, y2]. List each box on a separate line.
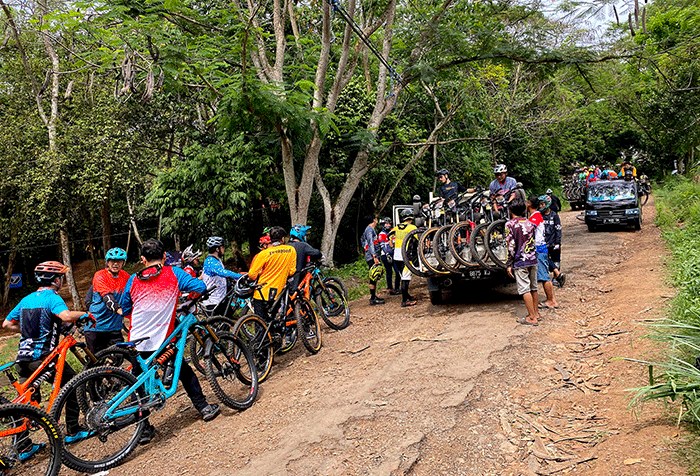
[201, 236, 243, 314]
[3, 261, 94, 449]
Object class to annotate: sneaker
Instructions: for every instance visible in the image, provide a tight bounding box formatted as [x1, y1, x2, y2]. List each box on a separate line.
[18, 443, 45, 462]
[139, 423, 156, 445]
[369, 296, 386, 306]
[65, 427, 95, 445]
[401, 299, 417, 308]
[389, 289, 401, 295]
[556, 274, 566, 288]
[280, 328, 297, 352]
[200, 404, 220, 422]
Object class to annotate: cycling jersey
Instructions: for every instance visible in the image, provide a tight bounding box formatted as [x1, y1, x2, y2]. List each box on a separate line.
[528, 211, 548, 253]
[86, 268, 130, 333]
[541, 209, 562, 250]
[361, 225, 380, 261]
[377, 227, 393, 256]
[121, 265, 206, 352]
[439, 181, 466, 202]
[391, 222, 417, 260]
[248, 244, 297, 301]
[489, 177, 517, 197]
[201, 256, 242, 307]
[288, 241, 322, 274]
[6, 288, 69, 362]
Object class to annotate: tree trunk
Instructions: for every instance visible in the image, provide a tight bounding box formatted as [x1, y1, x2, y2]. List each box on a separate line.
[101, 196, 112, 252]
[126, 194, 143, 246]
[2, 250, 17, 307]
[60, 228, 84, 311]
[38, 0, 59, 152]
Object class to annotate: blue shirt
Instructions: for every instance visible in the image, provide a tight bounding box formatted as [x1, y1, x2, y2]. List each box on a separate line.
[489, 176, 518, 197]
[201, 255, 242, 307]
[6, 288, 69, 362]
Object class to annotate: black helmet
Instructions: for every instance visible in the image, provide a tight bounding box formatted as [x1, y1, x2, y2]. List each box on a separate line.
[436, 168, 449, 177]
[206, 236, 226, 248]
[400, 209, 414, 220]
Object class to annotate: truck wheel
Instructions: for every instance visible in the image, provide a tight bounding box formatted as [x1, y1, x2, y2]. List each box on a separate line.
[587, 223, 597, 232]
[429, 290, 443, 305]
[634, 218, 641, 230]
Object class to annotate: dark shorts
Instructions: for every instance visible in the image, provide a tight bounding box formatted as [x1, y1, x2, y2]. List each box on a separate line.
[84, 330, 124, 354]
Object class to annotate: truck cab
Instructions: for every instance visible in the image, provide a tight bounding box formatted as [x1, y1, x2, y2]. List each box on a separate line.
[584, 180, 642, 232]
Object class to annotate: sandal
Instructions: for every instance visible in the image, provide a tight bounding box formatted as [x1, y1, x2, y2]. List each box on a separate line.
[516, 317, 539, 326]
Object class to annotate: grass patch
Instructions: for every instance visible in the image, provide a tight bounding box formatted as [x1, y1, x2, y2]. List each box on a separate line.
[328, 257, 368, 302]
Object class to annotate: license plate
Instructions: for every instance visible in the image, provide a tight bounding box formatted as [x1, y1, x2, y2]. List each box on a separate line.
[603, 218, 620, 224]
[467, 269, 491, 279]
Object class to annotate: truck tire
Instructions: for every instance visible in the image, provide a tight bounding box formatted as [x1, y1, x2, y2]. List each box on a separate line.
[429, 290, 443, 305]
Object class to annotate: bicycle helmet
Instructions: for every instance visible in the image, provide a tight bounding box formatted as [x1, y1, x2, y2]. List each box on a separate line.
[259, 235, 272, 248]
[233, 275, 256, 299]
[206, 236, 226, 248]
[182, 244, 202, 263]
[35, 261, 69, 284]
[400, 209, 414, 221]
[105, 247, 127, 261]
[290, 225, 311, 242]
[436, 168, 449, 177]
[538, 195, 552, 210]
[546, 189, 553, 194]
[382, 216, 392, 226]
[494, 164, 507, 174]
[369, 263, 385, 282]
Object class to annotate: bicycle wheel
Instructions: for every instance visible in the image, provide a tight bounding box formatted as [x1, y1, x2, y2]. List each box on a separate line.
[190, 317, 237, 374]
[315, 281, 350, 330]
[232, 314, 274, 384]
[87, 346, 136, 372]
[468, 223, 500, 272]
[204, 332, 258, 410]
[432, 225, 461, 273]
[418, 227, 450, 275]
[448, 221, 478, 267]
[401, 229, 430, 278]
[0, 403, 62, 476]
[295, 297, 322, 354]
[322, 276, 347, 299]
[51, 366, 145, 473]
[485, 219, 508, 269]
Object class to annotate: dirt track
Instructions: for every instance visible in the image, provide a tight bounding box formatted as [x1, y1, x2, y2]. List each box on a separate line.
[64, 197, 685, 476]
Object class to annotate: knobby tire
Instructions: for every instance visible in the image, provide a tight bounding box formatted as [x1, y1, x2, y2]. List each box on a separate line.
[204, 332, 258, 410]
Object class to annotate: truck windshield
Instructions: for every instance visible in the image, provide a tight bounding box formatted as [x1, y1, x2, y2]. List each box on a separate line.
[588, 183, 636, 202]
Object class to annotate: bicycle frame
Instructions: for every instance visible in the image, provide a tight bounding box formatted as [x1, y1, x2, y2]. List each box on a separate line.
[101, 311, 219, 420]
[1, 331, 97, 412]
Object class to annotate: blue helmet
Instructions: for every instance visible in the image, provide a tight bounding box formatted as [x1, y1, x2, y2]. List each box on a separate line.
[290, 225, 311, 242]
[105, 247, 127, 261]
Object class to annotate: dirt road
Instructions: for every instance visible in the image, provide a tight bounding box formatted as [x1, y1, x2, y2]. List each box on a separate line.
[79, 198, 684, 476]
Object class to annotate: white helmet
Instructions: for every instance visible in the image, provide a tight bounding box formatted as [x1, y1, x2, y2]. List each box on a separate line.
[182, 245, 202, 263]
[494, 164, 507, 174]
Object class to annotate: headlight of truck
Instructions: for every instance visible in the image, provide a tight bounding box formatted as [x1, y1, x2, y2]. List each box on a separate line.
[625, 209, 640, 215]
[585, 210, 597, 216]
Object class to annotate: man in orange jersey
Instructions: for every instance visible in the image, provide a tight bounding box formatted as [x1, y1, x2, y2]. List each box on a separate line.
[248, 226, 297, 322]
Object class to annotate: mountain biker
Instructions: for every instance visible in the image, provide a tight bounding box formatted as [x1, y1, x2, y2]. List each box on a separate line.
[120, 239, 220, 443]
[288, 225, 322, 289]
[546, 189, 562, 213]
[248, 226, 297, 320]
[2, 261, 94, 445]
[619, 160, 637, 179]
[84, 247, 130, 354]
[436, 168, 467, 211]
[540, 195, 566, 288]
[201, 236, 243, 315]
[361, 215, 385, 305]
[528, 197, 558, 309]
[390, 210, 417, 307]
[489, 164, 518, 199]
[378, 217, 399, 295]
[182, 245, 203, 278]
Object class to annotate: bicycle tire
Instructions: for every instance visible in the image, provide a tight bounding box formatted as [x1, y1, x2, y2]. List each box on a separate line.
[468, 222, 500, 272]
[315, 281, 350, 330]
[295, 298, 322, 354]
[400, 229, 430, 278]
[204, 332, 258, 410]
[0, 403, 63, 476]
[50, 366, 145, 473]
[232, 314, 274, 384]
[418, 227, 450, 275]
[432, 225, 461, 273]
[448, 221, 479, 267]
[485, 219, 508, 269]
[87, 346, 135, 372]
[640, 189, 649, 206]
[189, 317, 237, 375]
